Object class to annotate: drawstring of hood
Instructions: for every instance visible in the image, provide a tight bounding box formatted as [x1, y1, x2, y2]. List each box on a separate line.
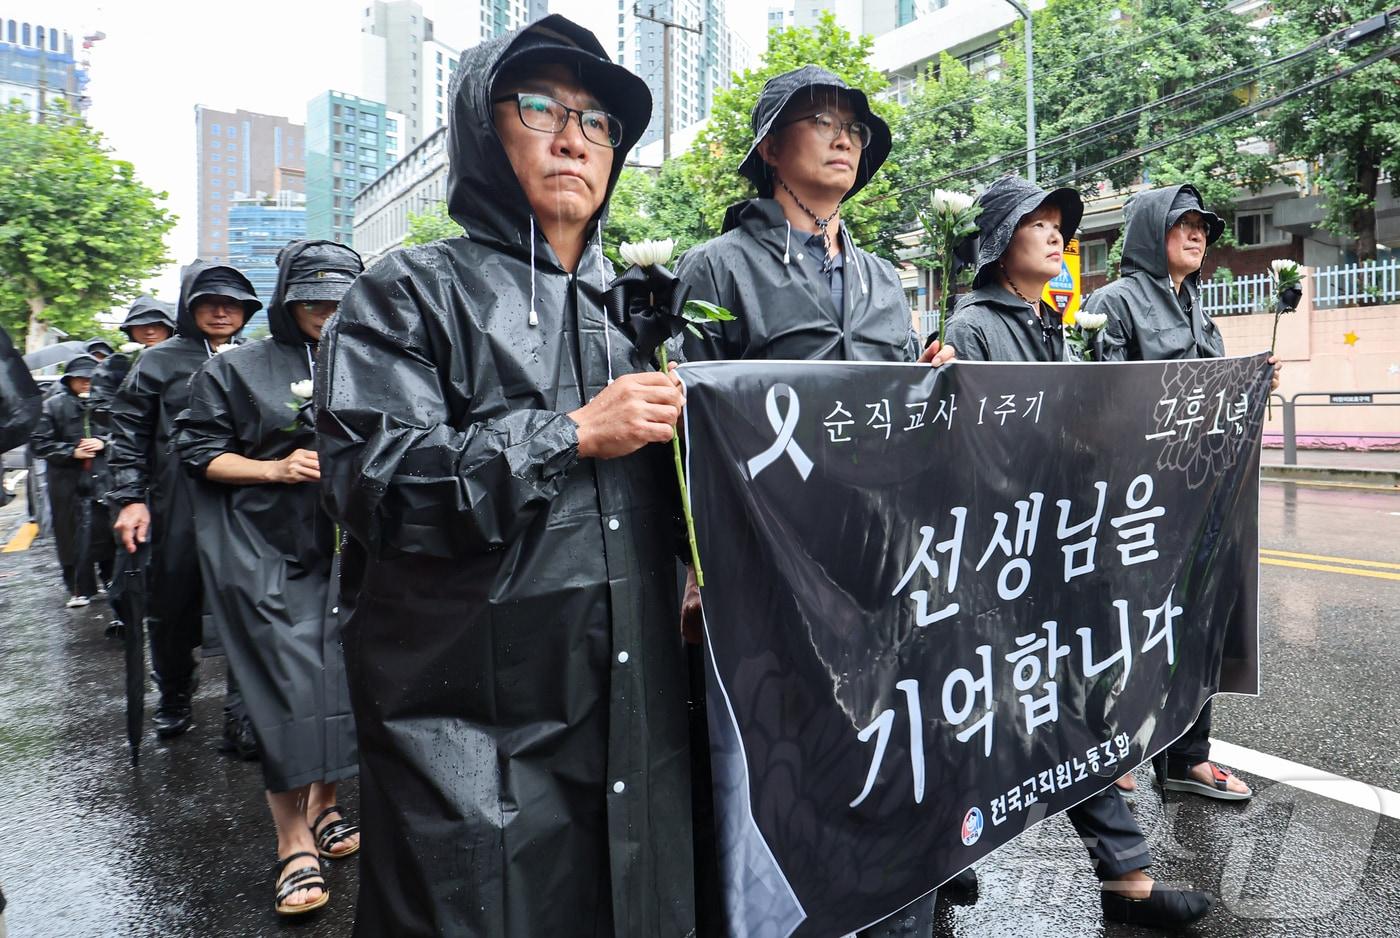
[783, 220, 792, 266]
[305, 344, 316, 380]
[593, 228, 615, 386]
[843, 225, 868, 296]
[528, 217, 540, 327]
[776, 175, 839, 273]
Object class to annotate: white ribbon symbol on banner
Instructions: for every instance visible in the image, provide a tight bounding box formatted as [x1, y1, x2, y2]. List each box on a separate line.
[746, 383, 814, 481]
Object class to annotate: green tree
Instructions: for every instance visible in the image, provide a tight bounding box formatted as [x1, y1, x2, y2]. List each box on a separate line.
[0, 102, 174, 351]
[1265, 0, 1400, 260]
[684, 13, 905, 257]
[403, 201, 463, 246]
[603, 159, 715, 262]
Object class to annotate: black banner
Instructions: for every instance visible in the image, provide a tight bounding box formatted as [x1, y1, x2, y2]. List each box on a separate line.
[681, 355, 1269, 938]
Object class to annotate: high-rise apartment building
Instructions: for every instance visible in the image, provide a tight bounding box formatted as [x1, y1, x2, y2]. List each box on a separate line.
[194, 106, 305, 264]
[765, 0, 943, 38]
[305, 90, 404, 246]
[615, 0, 752, 152]
[361, 0, 547, 149]
[225, 190, 307, 331]
[0, 15, 94, 117]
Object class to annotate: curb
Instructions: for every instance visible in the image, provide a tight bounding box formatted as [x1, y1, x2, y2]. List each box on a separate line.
[1261, 464, 1400, 488]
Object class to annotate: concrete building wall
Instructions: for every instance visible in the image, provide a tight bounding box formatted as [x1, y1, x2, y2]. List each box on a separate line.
[351, 126, 450, 268]
[195, 106, 304, 264]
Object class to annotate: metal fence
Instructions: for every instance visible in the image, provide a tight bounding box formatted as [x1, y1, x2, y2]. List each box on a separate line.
[1272, 390, 1400, 465]
[1312, 257, 1400, 309]
[1199, 272, 1274, 317]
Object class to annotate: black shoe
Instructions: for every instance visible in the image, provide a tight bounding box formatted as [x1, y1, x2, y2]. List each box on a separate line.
[152, 691, 194, 738]
[220, 714, 260, 761]
[104, 621, 126, 640]
[1102, 883, 1214, 927]
[940, 867, 979, 906]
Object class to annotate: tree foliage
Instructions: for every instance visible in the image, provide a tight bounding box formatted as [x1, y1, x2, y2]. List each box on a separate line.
[403, 201, 463, 246]
[0, 102, 174, 351]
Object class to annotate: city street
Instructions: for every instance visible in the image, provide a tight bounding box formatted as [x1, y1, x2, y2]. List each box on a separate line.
[1, 476, 1398, 937]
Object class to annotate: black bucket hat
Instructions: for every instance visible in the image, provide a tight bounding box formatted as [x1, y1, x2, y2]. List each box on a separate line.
[1166, 185, 1225, 245]
[491, 17, 652, 160]
[83, 338, 114, 357]
[120, 296, 176, 337]
[739, 65, 892, 201]
[61, 354, 99, 385]
[281, 242, 363, 304]
[960, 176, 1084, 288]
[188, 271, 262, 316]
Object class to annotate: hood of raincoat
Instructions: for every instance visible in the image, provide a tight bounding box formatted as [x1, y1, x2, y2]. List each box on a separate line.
[738, 65, 892, 202]
[267, 240, 365, 345]
[120, 295, 176, 337]
[961, 175, 1083, 288]
[175, 260, 261, 338]
[61, 353, 98, 388]
[445, 14, 651, 253]
[83, 338, 114, 358]
[1120, 183, 1224, 280]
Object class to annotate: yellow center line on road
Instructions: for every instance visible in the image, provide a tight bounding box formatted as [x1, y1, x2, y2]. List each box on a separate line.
[1, 521, 38, 553]
[1261, 557, 1400, 582]
[1260, 548, 1400, 571]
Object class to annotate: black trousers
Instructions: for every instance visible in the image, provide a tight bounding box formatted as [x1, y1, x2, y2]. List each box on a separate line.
[1152, 700, 1214, 781]
[1065, 786, 1152, 880]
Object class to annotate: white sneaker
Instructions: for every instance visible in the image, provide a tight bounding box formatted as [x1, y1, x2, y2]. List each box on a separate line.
[65, 595, 91, 608]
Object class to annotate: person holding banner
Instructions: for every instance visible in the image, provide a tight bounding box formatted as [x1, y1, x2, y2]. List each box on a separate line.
[943, 175, 1214, 928]
[316, 16, 695, 936]
[676, 66, 956, 937]
[1083, 183, 1276, 802]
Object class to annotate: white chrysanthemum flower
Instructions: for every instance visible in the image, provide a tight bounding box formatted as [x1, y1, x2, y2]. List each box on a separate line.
[619, 238, 677, 268]
[77, 391, 91, 399]
[119, 342, 142, 354]
[1270, 259, 1299, 276]
[290, 380, 314, 400]
[931, 188, 975, 214]
[1075, 311, 1109, 331]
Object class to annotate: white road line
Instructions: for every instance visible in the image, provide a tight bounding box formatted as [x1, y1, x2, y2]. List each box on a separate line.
[1211, 738, 1400, 821]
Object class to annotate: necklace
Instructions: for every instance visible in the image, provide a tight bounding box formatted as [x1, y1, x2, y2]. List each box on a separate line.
[1001, 265, 1061, 350]
[776, 175, 839, 274]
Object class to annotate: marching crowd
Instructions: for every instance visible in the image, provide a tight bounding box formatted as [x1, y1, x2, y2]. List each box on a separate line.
[0, 12, 1287, 937]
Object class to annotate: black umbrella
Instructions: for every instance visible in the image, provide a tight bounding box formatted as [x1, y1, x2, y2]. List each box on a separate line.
[21, 340, 88, 371]
[122, 541, 149, 763]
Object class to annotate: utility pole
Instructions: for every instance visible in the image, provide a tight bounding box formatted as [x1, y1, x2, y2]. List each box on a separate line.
[1001, 0, 1036, 183]
[634, 4, 703, 162]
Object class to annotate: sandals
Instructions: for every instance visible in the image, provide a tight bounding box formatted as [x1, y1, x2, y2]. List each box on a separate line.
[273, 851, 329, 916]
[311, 805, 361, 859]
[1161, 762, 1252, 801]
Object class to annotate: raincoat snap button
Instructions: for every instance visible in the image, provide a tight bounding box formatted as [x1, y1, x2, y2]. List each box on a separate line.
[613, 781, 625, 794]
[617, 651, 629, 663]
[608, 518, 620, 531]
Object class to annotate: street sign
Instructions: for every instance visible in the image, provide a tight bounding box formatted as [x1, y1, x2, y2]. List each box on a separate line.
[1044, 238, 1082, 323]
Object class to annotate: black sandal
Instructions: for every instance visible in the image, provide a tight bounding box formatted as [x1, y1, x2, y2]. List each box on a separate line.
[273, 851, 328, 916]
[310, 805, 360, 859]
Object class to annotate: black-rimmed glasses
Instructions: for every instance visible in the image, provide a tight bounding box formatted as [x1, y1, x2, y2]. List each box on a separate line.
[779, 112, 873, 149]
[493, 92, 624, 149]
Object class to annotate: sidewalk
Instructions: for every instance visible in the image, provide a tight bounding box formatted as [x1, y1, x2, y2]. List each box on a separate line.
[1261, 448, 1400, 470]
[1260, 446, 1400, 486]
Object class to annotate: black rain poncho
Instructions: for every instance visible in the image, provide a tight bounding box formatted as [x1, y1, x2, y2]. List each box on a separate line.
[1084, 183, 1226, 361]
[0, 326, 41, 454]
[30, 356, 115, 572]
[174, 241, 360, 792]
[316, 15, 694, 937]
[107, 262, 260, 686]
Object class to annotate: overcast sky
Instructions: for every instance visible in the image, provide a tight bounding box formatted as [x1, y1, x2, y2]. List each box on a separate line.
[29, 0, 769, 304]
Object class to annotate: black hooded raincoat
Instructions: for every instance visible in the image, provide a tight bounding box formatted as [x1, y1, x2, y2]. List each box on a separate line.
[174, 242, 359, 792]
[1083, 183, 1226, 361]
[31, 356, 115, 571]
[108, 262, 258, 681]
[316, 16, 693, 937]
[0, 326, 41, 454]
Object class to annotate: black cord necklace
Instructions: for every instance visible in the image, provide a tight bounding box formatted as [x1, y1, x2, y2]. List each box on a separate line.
[776, 175, 839, 274]
[1002, 264, 1061, 350]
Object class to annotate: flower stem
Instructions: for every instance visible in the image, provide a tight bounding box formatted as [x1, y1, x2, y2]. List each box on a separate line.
[1267, 309, 1283, 420]
[658, 345, 704, 587]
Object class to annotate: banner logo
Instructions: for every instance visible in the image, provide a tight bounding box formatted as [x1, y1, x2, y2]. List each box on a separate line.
[961, 807, 984, 846]
[747, 383, 814, 481]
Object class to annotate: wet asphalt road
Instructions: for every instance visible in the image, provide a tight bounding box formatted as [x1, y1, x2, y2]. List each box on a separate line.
[1, 478, 1398, 937]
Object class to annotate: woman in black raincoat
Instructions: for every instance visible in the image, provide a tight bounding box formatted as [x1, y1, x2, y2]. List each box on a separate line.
[317, 15, 694, 937]
[109, 261, 259, 738]
[30, 354, 116, 607]
[945, 177, 1214, 930]
[176, 240, 362, 918]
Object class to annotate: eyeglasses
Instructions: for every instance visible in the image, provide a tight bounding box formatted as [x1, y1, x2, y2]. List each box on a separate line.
[779, 112, 873, 149]
[493, 92, 624, 149]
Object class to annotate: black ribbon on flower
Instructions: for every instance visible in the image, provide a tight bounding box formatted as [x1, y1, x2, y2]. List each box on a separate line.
[606, 262, 695, 362]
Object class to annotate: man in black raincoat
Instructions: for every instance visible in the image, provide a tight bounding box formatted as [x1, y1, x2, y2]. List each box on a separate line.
[31, 354, 116, 607]
[108, 262, 259, 739]
[176, 240, 361, 916]
[675, 66, 955, 938]
[0, 326, 41, 455]
[1083, 184, 1278, 803]
[317, 15, 692, 937]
